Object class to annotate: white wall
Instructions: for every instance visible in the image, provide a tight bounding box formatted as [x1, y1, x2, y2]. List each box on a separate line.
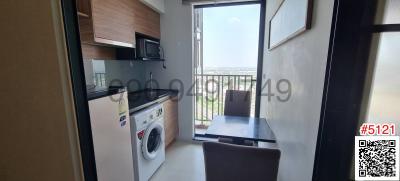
[140, 0, 165, 13]
[259, 0, 334, 180]
[146, 0, 194, 141]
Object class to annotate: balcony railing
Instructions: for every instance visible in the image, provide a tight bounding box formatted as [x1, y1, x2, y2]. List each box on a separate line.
[194, 74, 256, 129]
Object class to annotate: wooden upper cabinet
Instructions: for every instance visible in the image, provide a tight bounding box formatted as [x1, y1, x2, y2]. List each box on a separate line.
[76, 0, 161, 47]
[92, 0, 135, 46]
[77, 0, 136, 48]
[133, 0, 161, 39]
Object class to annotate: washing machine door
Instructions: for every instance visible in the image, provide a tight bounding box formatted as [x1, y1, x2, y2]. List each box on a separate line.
[141, 121, 164, 160]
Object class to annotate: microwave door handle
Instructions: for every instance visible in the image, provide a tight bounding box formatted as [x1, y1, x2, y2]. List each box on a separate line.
[144, 39, 159, 45]
[159, 46, 164, 59]
[158, 46, 166, 69]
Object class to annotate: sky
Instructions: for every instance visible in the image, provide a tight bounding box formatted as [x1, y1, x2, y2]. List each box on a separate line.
[202, 4, 260, 68]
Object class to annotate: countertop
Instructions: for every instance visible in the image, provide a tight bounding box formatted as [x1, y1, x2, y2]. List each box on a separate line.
[128, 89, 178, 114]
[87, 86, 178, 113]
[86, 86, 126, 100]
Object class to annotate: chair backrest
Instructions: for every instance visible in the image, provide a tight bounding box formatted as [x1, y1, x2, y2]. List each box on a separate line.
[224, 90, 251, 117]
[202, 141, 281, 181]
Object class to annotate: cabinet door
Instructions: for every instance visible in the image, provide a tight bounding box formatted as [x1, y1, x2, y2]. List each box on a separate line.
[92, 0, 135, 46]
[133, 0, 160, 39]
[164, 97, 179, 147]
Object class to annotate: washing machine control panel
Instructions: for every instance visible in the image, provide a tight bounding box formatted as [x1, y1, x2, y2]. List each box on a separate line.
[133, 105, 164, 131]
[146, 108, 163, 120]
[155, 107, 163, 118]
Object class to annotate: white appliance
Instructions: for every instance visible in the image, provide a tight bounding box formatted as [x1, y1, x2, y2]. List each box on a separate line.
[88, 89, 135, 181]
[131, 104, 165, 181]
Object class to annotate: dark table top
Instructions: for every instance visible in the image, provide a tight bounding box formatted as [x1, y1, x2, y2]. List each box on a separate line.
[205, 115, 276, 143]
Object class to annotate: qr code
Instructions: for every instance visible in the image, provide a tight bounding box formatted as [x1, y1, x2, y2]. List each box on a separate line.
[355, 136, 399, 180]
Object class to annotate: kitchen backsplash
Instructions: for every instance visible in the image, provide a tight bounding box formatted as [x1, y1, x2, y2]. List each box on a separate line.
[83, 59, 146, 92]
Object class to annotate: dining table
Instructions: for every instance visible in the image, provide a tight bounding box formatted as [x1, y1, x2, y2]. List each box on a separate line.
[205, 115, 276, 144]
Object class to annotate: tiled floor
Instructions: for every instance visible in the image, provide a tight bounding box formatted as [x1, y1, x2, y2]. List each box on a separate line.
[150, 141, 205, 181]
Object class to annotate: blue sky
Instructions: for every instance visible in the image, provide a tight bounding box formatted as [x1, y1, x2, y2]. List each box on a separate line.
[202, 4, 260, 68]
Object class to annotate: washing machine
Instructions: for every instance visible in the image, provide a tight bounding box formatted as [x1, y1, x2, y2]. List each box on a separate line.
[130, 104, 165, 181]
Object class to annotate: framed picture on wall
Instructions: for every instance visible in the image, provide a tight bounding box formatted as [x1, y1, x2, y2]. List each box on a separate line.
[268, 0, 313, 50]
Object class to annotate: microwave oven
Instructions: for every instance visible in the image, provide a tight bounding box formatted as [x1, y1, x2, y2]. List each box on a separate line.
[136, 38, 162, 60]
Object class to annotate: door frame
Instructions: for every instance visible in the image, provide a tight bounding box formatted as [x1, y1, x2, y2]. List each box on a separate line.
[312, 0, 400, 180]
[192, 1, 266, 138]
[193, 1, 266, 118]
[312, 0, 376, 180]
[61, 1, 98, 180]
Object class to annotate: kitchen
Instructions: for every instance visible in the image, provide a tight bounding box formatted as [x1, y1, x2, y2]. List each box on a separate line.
[76, 0, 285, 180]
[78, 0, 183, 180]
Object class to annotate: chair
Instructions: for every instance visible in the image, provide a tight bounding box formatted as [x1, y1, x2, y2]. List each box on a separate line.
[224, 90, 251, 117]
[202, 141, 281, 181]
